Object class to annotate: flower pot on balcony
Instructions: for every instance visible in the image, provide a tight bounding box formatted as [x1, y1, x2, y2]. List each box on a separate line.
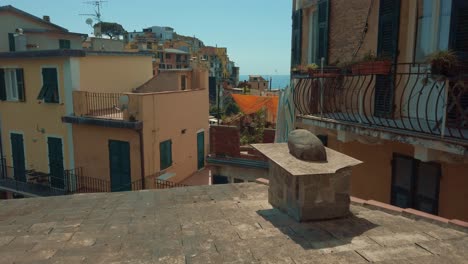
[308, 68, 341, 78]
[352, 60, 392, 75]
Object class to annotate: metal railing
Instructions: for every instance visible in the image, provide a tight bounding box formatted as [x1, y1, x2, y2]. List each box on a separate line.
[293, 63, 468, 142]
[0, 161, 188, 196]
[156, 179, 188, 189]
[84, 91, 124, 119]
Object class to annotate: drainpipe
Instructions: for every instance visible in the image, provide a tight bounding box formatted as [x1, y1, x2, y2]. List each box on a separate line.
[320, 57, 324, 119]
[0, 129, 4, 177]
[137, 128, 145, 189]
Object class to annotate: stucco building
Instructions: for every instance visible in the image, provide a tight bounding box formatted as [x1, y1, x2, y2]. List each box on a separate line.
[283, 0, 468, 221]
[0, 6, 208, 197]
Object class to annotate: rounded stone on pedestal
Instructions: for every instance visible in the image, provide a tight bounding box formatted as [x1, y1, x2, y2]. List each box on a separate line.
[288, 129, 327, 162]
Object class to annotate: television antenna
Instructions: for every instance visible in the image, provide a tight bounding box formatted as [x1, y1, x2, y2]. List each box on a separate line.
[80, 1, 107, 23]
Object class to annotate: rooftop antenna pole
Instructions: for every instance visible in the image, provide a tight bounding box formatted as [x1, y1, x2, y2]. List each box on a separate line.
[80, 0, 107, 37]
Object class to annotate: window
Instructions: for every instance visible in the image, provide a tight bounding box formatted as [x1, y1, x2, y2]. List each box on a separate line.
[165, 53, 171, 59]
[159, 140, 172, 170]
[59, 39, 71, 49]
[181, 75, 186, 90]
[391, 154, 441, 215]
[415, 0, 452, 62]
[37, 68, 59, 103]
[0, 68, 25, 102]
[147, 42, 152, 50]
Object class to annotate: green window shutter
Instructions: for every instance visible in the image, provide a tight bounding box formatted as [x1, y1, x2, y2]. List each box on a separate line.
[377, 0, 400, 60]
[8, 33, 15, 52]
[59, 39, 71, 49]
[0, 69, 5, 101]
[40, 68, 59, 103]
[450, 0, 468, 60]
[160, 140, 172, 170]
[374, 0, 400, 118]
[291, 9, 303, 67]
[16, 69, 25, 102]
[317, 0, 330, 65]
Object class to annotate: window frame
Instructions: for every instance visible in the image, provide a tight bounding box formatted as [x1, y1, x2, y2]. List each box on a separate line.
[0, 67, 25, 102]
[4, 69, 19, 101]
[58, 39, 71, 49]
[159, 139, 173, 170]
[414, 0, 452, 62]
[37, 66, 60, 104]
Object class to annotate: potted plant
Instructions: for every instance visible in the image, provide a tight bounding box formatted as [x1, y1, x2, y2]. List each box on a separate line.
[352, 51, 392, 75]
[306, 63, 341, 78]
[306, 63, 319, 76]
[337, 60, 354, 74]
[426, 50, 458, 78]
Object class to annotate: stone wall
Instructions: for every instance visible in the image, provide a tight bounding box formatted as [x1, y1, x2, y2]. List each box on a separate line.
[328, 0, 379, 64]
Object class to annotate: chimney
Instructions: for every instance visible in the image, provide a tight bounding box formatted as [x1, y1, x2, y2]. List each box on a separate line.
[253, 129, 362, 222]
[43, 16, 50, 23]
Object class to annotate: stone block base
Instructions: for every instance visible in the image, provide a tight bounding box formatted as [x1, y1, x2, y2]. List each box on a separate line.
[268, 160, 352, 222]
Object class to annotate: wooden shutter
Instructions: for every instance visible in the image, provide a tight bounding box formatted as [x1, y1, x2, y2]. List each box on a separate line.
[41, 68, 59, 103]
[291, 9, 303, 67]
[391, 154, 415, 209]
[414, 162, 441, 215]
[160, 140, 172, 170]
[377, 0, 400, 59]
[450, 0, 468, 61]
[8, 33, 15, 52]
[0, 69, 5, 101]
[16, 69, 25, 102]
[317, 0, 330, 65]
[48, 137, 64, 189]
[375, 0, 400, 118]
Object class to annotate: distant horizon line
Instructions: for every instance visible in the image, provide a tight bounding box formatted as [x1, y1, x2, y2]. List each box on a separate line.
[239, 74, 290, 76]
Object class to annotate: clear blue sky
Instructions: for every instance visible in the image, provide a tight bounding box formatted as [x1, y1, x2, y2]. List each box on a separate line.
[2, 0, 292, 75]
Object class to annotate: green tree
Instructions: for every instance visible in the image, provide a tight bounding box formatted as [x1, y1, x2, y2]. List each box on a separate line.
[94, 22, 126, 39]
[224, 101, 240, 116]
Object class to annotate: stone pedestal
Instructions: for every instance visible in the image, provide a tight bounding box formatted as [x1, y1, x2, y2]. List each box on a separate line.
[253, 143, 361, 222]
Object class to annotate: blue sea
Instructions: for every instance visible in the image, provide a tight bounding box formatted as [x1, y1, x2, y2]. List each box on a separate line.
[239, 75, 290, 90]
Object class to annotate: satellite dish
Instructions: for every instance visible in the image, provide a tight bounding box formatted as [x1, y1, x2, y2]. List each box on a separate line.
[85, 18, 93, 26]
[117, 95, 129, 111]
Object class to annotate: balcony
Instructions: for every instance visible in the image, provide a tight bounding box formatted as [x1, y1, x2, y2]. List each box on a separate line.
[64, 91, 143, 129]
[0, 158, 186, 197]
[293, 63, 468, 145]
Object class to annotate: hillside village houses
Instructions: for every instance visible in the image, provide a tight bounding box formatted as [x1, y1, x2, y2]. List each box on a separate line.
[0, 2, 467, 263]
[0, 5, 209, 197]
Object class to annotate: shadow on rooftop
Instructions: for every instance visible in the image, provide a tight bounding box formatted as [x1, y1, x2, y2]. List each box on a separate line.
[256, 208, 378, 250]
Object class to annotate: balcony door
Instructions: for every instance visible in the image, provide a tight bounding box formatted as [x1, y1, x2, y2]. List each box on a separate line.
[391, 154, 441, 215]
[48, 137, 64, 189]
[109, 140, 131, 192]
[10, 133, 25, 182]
[375, 0, 400, 118]
[197, 131, 205, 170]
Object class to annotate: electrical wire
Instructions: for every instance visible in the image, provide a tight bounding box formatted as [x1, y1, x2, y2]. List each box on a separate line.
[351, 0, 375, 60]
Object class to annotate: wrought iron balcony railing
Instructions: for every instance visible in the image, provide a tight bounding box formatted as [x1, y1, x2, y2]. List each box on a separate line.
[0, 159, 188, 197]
[293, 63, 468, 142]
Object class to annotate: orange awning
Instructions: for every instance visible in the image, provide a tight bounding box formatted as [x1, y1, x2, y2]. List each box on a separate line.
[231, 94, 279, 122]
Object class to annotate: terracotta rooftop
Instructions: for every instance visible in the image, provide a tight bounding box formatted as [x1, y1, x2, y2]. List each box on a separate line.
[0, 183, 466, 263]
